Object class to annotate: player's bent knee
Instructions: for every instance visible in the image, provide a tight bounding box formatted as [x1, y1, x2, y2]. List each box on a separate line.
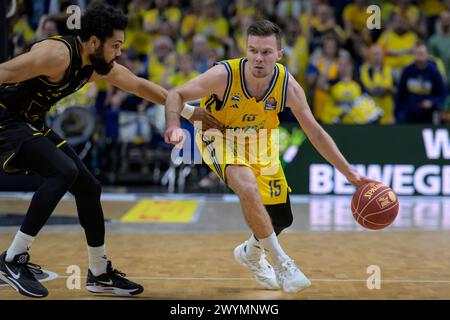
[235, 182, 260, 201]
[59, 161, 79, 185]
[79, 175, 102, 197]
[87, 178, 102, 196]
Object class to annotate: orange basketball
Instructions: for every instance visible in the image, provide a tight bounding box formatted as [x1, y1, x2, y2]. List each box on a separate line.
[351, 182, 399, 230]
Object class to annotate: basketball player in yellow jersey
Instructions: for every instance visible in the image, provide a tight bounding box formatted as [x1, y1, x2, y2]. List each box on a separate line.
[165, 20, 371, 293]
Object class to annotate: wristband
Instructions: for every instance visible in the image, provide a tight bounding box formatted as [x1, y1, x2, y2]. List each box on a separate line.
[180, 103, 195, 119]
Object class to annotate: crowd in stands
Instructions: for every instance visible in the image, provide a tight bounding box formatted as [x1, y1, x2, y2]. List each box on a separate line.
[7, 0, 450, 125]
[5, 0, 450, 185]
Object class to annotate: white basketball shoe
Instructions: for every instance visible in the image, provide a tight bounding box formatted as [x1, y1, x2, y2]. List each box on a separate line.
[234, 241, 280, 290]
[273, 256, 311, 293]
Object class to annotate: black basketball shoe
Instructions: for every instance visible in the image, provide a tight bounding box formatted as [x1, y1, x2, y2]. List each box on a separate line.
[0, 251, 48, 298]
[86, 261, 143, 296]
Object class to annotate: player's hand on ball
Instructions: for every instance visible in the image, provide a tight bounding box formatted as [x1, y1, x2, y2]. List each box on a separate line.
[190, 108, 223, 131]
[164, 126, 186, 145]
[346, 170, 375, 189]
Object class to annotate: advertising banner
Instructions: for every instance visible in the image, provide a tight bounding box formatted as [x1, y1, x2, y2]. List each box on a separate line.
[281, 125, 449, 196]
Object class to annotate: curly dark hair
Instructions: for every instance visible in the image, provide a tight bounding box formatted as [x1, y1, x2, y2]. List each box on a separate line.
[78, 3, 128, 42]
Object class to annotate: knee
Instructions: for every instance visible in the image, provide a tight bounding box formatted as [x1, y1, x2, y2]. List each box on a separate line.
[227, 167, 260, 201]
[90, 178, 102, 196]
[235, 181, 260, 201]
[83, 176, 102, 197]
[59, 162, 79, 186]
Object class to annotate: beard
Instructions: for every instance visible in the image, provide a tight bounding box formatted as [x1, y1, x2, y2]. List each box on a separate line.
[89, 45, 115, 75]
[251, 67, 269, 78]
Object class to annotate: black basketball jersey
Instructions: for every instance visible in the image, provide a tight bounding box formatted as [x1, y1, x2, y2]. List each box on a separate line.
[0, 36, 94, 128]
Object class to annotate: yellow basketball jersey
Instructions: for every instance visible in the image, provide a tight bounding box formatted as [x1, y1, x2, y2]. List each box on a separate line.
[200, 58, 289, 132]
[196, 58, 291, 205]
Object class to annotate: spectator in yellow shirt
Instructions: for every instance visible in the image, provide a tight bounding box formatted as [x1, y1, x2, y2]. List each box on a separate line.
[180, 0, 203, 46]
[309, 3, 345, 52]
[282, 17, 309, 88]
[307, 33, 349, 122]
[230, 0, 257, 30]
[377, 13, 418, 81]
[276, 0, 303, 22]
[195, 0, 231, 58]
[146, 36, 177, 86]
[299, 0, 321, 40]
[388, 0, 426, 37]
[143, 0, 182, 35]
[322, 56, 383, 125]
[343, 0, 372, 43]
[167, 54, 201, 88]
[321, 56, 361, 124]
[418, 0, 445, 29]
[360, 45, 396, 124]
[11, 9, 35, 56]
[123, 0, 152, 55]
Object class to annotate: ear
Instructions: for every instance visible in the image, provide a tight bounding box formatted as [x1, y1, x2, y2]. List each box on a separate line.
[277, 49, 284, 61]
[89, 35, 101, 50]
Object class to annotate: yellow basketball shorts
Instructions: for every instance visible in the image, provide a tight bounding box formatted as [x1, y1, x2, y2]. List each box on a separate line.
[196, 132, 291, 205]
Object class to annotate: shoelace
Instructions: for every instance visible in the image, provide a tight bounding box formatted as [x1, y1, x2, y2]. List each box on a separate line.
[247, 252, 272, 272]
[279, 259, 298, 277]
[109, 268, 126, 278]
[17, 261, 44, 278]
[27, 262, 43, 275]
[259, 253, 271, 268]
[274, 258, 298, 282]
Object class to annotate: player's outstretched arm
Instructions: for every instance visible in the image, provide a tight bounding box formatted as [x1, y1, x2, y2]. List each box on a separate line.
[104, 62, 167, 105]
[164, 64, 227, 145]
[286, 74, 370, 188]
[0, 41, 69, 85]
[102, 63, 223, 132]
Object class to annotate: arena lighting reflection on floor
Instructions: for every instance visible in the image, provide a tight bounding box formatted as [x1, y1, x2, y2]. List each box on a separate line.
[307, 196, 450, 232]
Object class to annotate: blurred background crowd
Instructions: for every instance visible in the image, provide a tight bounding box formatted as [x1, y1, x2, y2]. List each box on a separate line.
[3, 0, 450, 190]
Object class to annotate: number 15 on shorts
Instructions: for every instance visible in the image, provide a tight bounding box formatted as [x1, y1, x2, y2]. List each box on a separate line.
[269, 179, 281, 198]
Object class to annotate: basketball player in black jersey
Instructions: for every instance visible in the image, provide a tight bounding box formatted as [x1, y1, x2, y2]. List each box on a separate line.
[0, 3, 221, 298]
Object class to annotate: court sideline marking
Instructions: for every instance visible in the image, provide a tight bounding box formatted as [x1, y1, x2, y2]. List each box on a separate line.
[40, 275, 450, 285]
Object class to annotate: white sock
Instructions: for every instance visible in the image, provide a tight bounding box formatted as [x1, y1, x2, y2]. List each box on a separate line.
[258, 232, 290, 265]
[6, 231, 35, 262]
[87, 245, 107, 276]
[245, 234, 262, 259]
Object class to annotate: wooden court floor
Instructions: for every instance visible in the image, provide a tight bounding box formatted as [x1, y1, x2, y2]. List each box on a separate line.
[1, 199, 450, 300]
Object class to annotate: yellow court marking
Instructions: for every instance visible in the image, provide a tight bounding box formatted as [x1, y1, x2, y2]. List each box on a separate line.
[121, 200, 199, 223]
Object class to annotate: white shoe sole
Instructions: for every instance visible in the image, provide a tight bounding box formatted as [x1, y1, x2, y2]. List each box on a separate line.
[86, 285, 142, 296]
[282, 277, 311, 293]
